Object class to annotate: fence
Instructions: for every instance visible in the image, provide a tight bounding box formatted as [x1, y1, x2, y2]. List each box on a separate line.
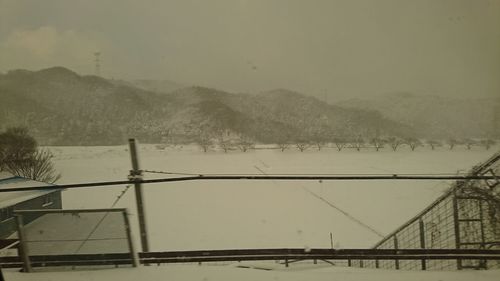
[13, 208, 137, 272]
[353, 152, 500, 270]
[1, 148, 499, 271]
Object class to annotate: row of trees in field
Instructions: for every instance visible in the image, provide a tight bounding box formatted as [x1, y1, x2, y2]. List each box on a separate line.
[188, 131, 497, 153]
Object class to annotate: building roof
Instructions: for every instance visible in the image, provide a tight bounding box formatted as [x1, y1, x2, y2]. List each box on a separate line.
[0, 172, 60, 209]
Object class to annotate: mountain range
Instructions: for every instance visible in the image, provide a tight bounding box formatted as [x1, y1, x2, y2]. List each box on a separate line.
[0, 67, 497, 145]
[336, 92, 499, 140]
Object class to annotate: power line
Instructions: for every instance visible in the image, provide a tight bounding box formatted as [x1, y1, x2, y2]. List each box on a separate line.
[143, 170, 473, 177]
[301, 187, 385, 238]
[253, 165, 385, 238]
[74, 185, 131, 254]
[0, 174, 496, 193]
[143, 170, 202, 176]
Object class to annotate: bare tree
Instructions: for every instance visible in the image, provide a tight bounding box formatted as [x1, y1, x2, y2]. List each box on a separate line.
[276, 142, 291, 152]
[350, 136, 365, 152]
[0, 127, 36, 163]
[405, 137, 422, 151]
[311, 128, 329, 151]
[313, 139, 326, 151]
[295, 141, 311, 152]
[332, 137, 348, 151]
[426, 140, 442, 150]
[480, 139, 496, 150]
[159, 128, 171, 145]
[0, 127, 60, 183]
[196, 134, 212, 152]
[3, 149, 61, 183]
[370, 137, 386, 151]
[193, 126, 213, 152]
[387, 136, 404, 152]
[446, 138, 460, 150]
[275, 131, 292, 152]
[216, 129, 234, 153]
[463, 138, 477, 150]
[236, 135, 255, 152]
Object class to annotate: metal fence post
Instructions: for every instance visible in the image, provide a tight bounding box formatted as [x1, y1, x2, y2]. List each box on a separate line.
[452, 193, 462, 270]
[129, 138, 150, 253]
[122, 209, 138, 267]
[419, 219, 427, 270]
[393, 235, 400, 270]
[15, 214, 32, 273]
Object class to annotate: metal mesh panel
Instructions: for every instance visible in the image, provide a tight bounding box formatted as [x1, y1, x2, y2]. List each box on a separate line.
[21, 211, 129, 255]
[13, 208, 137, 271]
[350, 153, 500, 271]
[376, 238, 396, 269]
[421, 196, 457, 270]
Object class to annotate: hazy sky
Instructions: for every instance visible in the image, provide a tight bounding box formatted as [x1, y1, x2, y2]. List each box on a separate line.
[0, 0, 499, 100]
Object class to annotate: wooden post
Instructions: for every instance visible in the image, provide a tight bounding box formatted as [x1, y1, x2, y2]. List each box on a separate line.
[419, 219, 426, 270]
[15, 215, 32, 273]
[122, 209, 138, 267]
[330, 232, 334, 249]
[129, 138, 149, 253]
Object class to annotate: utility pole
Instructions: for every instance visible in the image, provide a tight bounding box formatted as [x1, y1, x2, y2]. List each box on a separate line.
[128, 138, 149, 253]
[94, 52, 101, 76]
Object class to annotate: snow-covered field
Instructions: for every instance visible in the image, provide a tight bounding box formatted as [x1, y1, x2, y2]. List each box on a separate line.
[5, 145, 499, 280]
[44, 145, 497, 251]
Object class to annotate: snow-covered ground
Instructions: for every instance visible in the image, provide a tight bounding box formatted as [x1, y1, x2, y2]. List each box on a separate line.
[44, 145, 496, 250]
[4, 263, 500, 281]
[5, 145, 499, 280]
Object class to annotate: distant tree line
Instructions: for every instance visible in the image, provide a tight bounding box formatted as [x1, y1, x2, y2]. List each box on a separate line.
[187, 129, 497, 153]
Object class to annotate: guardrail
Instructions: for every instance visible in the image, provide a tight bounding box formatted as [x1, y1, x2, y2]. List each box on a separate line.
[1, 248, 500, 269]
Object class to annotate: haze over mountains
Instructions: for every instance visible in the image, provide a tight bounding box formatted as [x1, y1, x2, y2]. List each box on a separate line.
[337, 92, 500, 140]
[0, 67, 498, 146]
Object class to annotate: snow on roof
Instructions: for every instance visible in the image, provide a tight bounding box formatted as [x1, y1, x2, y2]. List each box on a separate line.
[0, 172, 60, 209]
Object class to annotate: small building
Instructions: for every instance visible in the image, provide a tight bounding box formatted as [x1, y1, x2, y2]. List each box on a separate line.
[0, 172, 62, 238]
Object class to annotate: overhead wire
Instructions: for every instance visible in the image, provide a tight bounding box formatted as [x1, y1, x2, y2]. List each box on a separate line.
[142, 169, 473, 177]
[0, 174, 495, 193]
[73, 185, 131, 254]
[301, 187, 385, 238]
[252, 165, 385, 239]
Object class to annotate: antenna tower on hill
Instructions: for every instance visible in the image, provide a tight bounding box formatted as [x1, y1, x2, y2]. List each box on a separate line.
[94, 52, 101, 76]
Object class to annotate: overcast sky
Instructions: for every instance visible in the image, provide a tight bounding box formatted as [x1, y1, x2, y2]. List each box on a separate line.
[0, 0, 499, 100]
